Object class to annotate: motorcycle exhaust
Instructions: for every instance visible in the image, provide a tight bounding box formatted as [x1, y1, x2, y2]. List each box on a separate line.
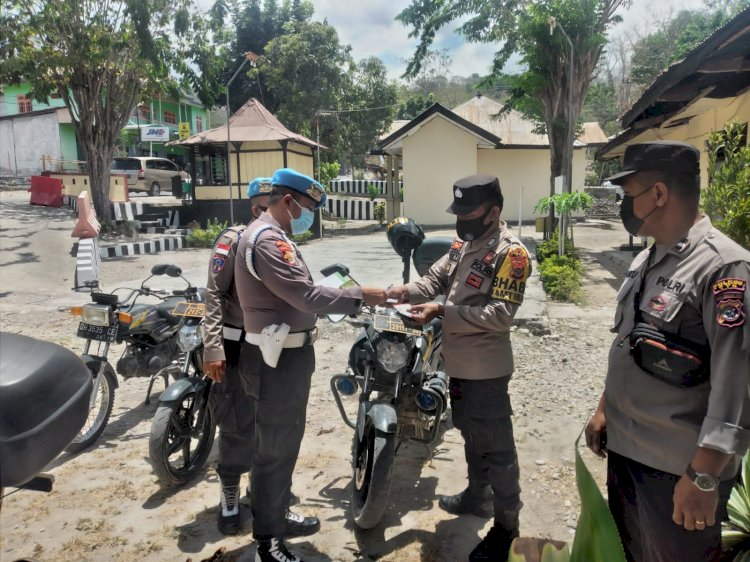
[415, 371, 448, 413]
[334, 375, 358, 396]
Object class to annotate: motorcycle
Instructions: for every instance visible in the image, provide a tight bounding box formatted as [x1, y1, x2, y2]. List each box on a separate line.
[147, 273, 215, 487]
[328, 219, 453, 529]
[0, 333, 92, 507]
[67, 264, 204, 453]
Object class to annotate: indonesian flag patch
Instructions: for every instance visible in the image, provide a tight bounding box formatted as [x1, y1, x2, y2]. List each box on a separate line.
[214, 242, 231, 257]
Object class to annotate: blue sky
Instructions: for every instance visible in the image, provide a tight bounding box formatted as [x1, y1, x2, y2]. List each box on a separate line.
[307, 0, 708, 79]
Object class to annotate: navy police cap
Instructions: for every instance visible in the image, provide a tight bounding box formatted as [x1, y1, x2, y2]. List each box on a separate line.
[271, 168, 327, 210]
[247, 177, 272, 199]
[605, 141, 700, 185]
[447, 175, 503, 215]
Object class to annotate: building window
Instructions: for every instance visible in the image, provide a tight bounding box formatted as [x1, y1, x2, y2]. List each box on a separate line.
[196, 116, 203, 133]
[137, 105, 151, 121]
[17, 95, 32, 113]
[163, 110, 177, 125]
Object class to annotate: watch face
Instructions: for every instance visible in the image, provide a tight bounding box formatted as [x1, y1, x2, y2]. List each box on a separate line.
[696, 474, 718, 491]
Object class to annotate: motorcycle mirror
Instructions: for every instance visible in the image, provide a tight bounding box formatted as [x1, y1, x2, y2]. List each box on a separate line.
[165, 265, 183, 278]
[326, 313, 347, 323]
[320, 264, 350, 278]
[151, 264, 169, 275]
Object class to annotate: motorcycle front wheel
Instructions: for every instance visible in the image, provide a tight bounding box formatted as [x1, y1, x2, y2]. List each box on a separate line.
[351, 421, 396, 529]
[148, 391, 216, 486]
[65, 365, 117, 453]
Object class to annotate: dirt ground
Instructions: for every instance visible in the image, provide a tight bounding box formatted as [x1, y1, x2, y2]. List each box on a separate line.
[0, 196, 638, 561]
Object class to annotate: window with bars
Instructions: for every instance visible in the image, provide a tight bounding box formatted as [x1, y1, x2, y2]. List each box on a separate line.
[196, 116, 203, 132]
[163, 110, 177, 125]
[137, 105, 151, 121]
[17, 95, 32, 113]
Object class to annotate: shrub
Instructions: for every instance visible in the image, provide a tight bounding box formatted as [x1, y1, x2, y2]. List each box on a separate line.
[367, 184, 380, 200]
[187, 219, 228, 248]
[538, 254, 583, 302]
[536, 229, 576, 264]
[374, 202, 386, 225]
[319, 161, 341, 191]
[290, 231, 312, 245]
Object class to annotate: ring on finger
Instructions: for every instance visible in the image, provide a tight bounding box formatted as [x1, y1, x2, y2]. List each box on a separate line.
[695, 520, 705, 526]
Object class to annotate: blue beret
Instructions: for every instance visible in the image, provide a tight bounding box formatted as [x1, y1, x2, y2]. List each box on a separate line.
[247, 177, 272, 199]
[271, 168, 327, 210]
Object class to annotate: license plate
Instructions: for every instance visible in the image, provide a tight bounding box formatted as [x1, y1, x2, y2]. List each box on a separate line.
[77, 322, 118, 342]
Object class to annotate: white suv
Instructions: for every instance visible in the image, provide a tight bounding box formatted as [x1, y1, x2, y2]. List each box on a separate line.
[112, 157, 185, 196]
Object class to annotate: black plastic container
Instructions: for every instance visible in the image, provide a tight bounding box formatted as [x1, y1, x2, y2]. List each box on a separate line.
[412, 236, 453, 276]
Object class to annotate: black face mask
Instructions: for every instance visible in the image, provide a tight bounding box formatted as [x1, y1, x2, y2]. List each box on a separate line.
[620, 184, 657, 236]
[456, 207, 492, 241]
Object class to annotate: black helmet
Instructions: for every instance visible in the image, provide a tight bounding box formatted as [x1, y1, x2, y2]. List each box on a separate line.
[387, 217, 425, 258]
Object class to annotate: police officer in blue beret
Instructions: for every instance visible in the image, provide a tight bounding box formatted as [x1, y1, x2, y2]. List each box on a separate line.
[234, 168, 387, 562]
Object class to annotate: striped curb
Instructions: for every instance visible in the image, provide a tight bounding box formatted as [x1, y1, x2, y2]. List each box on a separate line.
[99, 236, 188, 258]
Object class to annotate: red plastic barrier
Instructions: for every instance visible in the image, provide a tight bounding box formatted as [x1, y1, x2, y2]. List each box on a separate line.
[29, 176, 64, 207]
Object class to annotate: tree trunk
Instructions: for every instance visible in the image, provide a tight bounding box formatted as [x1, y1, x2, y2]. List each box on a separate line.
[86, 144, 115, 229]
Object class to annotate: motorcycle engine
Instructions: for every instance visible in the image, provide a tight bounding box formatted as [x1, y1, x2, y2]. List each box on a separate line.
[116, 339, 179, 378]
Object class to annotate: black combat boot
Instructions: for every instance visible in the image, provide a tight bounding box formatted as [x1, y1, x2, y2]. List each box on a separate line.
[255, 536, 304, 562]
[218, 481, 241, 535]
[469, 525, 519, 562]
[285, 509, 320, 537]
[438, 486, 493, 518]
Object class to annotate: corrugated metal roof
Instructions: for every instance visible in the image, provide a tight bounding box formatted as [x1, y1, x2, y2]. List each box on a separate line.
[451, 95, 606, 147]
[171, 98, 323, 148]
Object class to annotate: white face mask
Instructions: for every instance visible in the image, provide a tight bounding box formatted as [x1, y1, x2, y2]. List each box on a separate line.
[287, 199, 314, 235]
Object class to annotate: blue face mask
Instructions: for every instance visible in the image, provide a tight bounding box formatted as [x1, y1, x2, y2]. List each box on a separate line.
[288, 199, 315, 235]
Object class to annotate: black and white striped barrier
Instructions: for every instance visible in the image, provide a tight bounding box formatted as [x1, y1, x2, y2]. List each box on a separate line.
[112, 202, 144, 221]
[327, 180, 403, 196]
[74, 238, 101, 292]
[325, 197, 380, 220]
[100, 236, 187, 258]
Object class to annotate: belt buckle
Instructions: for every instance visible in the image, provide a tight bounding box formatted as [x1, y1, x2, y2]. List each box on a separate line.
[306, 327, 319, 346]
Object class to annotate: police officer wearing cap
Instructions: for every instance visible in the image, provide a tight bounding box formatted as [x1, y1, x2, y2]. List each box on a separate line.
[387, 175, 531, 562]
[234, 168, 387, 562]
[585, 141, 750, 562]
[204, 177, 271, 535]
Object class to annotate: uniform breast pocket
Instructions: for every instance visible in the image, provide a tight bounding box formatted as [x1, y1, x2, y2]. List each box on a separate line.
[642, 282, 693, 327]
[613, 276, 638, 331]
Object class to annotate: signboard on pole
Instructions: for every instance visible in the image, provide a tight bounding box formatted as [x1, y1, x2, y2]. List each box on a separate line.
[140, 126, 170, 142]
[178, 122, 190, 140]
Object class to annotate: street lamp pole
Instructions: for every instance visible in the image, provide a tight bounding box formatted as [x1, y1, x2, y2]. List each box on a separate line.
[549, 17, 575, 256]
[225, 51, 259, 224]
[314, 110, 332, 182]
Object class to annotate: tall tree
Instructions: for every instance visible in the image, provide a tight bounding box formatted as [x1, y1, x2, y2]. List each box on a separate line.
[0, 0, 222, 225]
[397, 0, 627, 224]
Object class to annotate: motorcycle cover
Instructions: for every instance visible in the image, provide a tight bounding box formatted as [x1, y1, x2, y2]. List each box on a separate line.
[0, 333, 92, 487]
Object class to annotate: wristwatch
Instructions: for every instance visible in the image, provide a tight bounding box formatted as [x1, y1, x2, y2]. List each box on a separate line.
[686, 464, 719, 492]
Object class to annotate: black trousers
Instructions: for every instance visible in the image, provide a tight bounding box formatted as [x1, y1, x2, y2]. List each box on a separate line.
[449, 376, 522, 531]
[607, 450, 736, 562]
[238, 343, 314, 537]
[208, 337, 255, 482]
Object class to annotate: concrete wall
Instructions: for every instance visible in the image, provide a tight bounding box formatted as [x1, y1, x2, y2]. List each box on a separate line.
[477, 147, 587, 223]
[401, 116, 479, 225]
[0, 112, 61, 176]
[52, 172, 129, 202]
[605, 92, 750, 188]
[0, 83, 67, 117]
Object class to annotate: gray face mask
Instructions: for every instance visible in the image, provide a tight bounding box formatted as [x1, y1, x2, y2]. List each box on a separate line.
[620, 184, 657, 236]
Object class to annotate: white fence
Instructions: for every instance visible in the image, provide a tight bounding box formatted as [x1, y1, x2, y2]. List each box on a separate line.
[328, 179, 403, 196]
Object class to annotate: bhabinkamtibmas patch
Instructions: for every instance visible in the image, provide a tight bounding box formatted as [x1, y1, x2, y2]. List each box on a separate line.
[491, 246, 530, 304]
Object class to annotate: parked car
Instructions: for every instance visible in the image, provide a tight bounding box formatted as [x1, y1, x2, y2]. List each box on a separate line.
[111, 157, 185, 197]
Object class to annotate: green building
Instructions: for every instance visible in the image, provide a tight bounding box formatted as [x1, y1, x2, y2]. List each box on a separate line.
[0, 83, 209, 177]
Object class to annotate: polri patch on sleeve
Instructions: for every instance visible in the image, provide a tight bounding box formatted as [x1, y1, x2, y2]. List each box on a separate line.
[491, 246, 531, 304]
[712, 278, 746, 328]
[211, 256, 226, 273]
[466, 272, 484, 289]
[275, 240, 296, 265]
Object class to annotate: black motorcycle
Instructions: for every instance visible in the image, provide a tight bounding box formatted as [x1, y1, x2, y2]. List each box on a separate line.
[0, 333, 91, 505]
[328, 218, 453, 528]
[68, 264, 205, 453]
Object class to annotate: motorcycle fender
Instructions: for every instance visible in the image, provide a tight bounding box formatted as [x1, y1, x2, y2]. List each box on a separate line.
[81, 355, 119, 389]
[159, 376, 204, 404]
[364, 402, 398, 437]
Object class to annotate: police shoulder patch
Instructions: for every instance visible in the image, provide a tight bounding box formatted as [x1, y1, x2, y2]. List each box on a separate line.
[275, 240, 296, 265]
[211, 256, 226, 273]
[491, 246, 531, 304]
[712, 278, 746, 328]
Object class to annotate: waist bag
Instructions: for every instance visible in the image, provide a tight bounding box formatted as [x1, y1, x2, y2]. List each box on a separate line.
[628, 246, 711, 388]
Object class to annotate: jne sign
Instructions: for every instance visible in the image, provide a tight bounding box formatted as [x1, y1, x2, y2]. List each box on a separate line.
[140, 126, 170, 142]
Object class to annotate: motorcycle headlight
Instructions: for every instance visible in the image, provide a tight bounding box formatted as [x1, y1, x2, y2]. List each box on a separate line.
[178, 324, 203, 351]
[376, 339, 411, 373]
[82, 303, 111, 326]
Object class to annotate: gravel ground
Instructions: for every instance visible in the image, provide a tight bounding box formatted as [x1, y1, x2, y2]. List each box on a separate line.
[0, 193, 634, 561]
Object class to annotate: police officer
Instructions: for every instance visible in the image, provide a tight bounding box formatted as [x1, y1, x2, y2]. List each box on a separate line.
[585, 141, 750, 562]
[203, 177, 271, 535]
[234, 168, 387, 562]
[387, 175, 531, 562]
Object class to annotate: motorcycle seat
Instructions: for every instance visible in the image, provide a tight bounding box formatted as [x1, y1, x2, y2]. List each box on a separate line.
[0, 333, 92, 488]
[156, 296, 185, 325]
